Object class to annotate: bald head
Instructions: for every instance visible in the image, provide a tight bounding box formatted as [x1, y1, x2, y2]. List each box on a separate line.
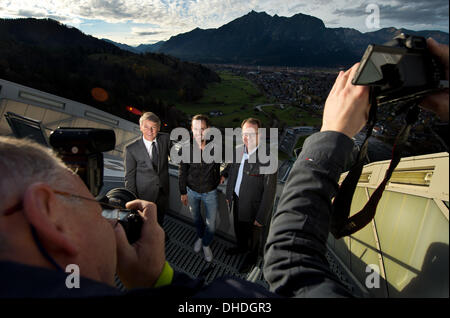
[0, 136, 71, 206]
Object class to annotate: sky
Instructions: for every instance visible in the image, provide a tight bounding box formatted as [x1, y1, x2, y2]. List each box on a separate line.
[0, 0, 448, 46]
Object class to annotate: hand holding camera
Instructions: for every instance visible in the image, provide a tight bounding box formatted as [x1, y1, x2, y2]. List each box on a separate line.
[322, 35, 448, 140]
[321, 63, 370, 138]
[114, 199, 166, 289]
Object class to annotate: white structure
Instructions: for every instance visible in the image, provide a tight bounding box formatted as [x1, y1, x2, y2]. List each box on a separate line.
[0, 78, 141, 159]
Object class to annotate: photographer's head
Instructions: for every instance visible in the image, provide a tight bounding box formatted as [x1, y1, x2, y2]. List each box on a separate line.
[140, 112, 161, 142]
[0, 136, 117, 286]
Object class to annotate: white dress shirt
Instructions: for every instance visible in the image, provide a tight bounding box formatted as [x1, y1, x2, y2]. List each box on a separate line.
[142, 136, 157, 161]
[234, 146, 258, 197]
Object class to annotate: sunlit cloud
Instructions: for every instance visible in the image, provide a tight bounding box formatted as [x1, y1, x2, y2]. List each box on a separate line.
[0, 0, 447, 46]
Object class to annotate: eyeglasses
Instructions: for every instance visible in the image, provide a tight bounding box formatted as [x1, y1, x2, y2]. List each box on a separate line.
[53, 191, 135, 222]
[242, 132, 258, 138]
[2, 189, 130, 221]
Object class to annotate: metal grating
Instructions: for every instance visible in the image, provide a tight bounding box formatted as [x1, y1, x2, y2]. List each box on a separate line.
[164, 214, 268, 288]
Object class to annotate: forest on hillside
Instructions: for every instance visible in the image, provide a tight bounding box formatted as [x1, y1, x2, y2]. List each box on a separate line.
[0, 18, 220, 129]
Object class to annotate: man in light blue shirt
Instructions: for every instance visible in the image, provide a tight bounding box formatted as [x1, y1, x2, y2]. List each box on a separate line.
[223, 118, 277, 273]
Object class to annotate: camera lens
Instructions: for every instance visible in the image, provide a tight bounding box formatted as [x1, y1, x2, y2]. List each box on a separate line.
[102, 188, 143, 244]
[104, 188, 137, 208]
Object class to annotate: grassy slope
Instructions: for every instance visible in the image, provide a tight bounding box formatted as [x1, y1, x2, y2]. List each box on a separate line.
[263, 105, 322, 127]
[173, 71, 273, 128]
[169, 71, 323, 130]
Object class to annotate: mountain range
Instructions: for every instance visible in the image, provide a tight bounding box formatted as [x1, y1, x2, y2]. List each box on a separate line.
[102, 38, 164, 54]
[112, 10, 449, 67]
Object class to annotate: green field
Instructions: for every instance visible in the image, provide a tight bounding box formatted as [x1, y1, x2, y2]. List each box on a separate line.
[171, 71, 321, 129]
[173, 71, 273, 127]
[263, 105, 322, 128]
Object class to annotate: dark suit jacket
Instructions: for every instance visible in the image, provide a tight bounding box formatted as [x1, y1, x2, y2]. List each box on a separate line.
[124, 132, 171, 202]
[224, 144, 277, 226]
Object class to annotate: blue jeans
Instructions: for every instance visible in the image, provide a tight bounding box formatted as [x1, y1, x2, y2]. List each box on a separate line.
[187, 187, 218, 247]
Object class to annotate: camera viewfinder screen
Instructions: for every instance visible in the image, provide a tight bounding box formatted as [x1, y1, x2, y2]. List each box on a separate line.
[354, 46, 427, 88]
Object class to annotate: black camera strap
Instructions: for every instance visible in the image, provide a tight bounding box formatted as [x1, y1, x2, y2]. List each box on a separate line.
[330, 91, 419, 239]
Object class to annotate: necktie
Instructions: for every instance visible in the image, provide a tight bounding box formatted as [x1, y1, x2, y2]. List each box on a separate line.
[151, 141, 158, 172]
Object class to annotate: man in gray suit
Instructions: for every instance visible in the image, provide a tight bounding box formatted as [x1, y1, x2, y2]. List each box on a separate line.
[124, 112, 171, 226]
[223, 118, 277, 273]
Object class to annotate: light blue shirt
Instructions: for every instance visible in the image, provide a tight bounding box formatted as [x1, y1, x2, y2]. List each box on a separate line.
[234, 146, 258, 197]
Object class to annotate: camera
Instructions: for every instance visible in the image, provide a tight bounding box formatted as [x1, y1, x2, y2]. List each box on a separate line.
[100, 188, 143, 244]
[49, 128, 143, 243]
[352, 33, 448, 106]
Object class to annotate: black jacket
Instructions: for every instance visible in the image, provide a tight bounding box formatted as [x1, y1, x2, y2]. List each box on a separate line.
[264, 131, 356, 297]
[178, 139, 221, 195]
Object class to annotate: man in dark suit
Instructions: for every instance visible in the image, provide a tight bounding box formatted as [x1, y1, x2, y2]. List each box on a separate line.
[223, 118, 277, 273]
[124, 112, 171, 226]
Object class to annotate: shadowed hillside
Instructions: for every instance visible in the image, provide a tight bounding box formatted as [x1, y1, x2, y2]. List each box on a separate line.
[0, 18, 220, 129]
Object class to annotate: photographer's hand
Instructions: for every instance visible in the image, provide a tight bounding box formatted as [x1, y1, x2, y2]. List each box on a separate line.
[321, 63, 370, 138]
[114, 200, 166, 289]
[420, 38, 449, 122]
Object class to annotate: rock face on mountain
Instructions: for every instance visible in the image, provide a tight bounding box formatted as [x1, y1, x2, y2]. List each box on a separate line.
[157, 11, 449, 67]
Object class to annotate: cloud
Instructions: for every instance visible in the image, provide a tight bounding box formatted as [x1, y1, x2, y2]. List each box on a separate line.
[325, 18, 341, 26]
[135, 31, 163, 36]
[0, 0, 447, 45]
[131, 26, 165, 36]
[0, 0, 298, 30]
[17, 9, 46, 18]
[334, 0, 449, 29]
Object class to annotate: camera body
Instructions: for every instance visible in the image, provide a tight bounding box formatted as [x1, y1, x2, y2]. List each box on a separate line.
[352, 34, 448, 106]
